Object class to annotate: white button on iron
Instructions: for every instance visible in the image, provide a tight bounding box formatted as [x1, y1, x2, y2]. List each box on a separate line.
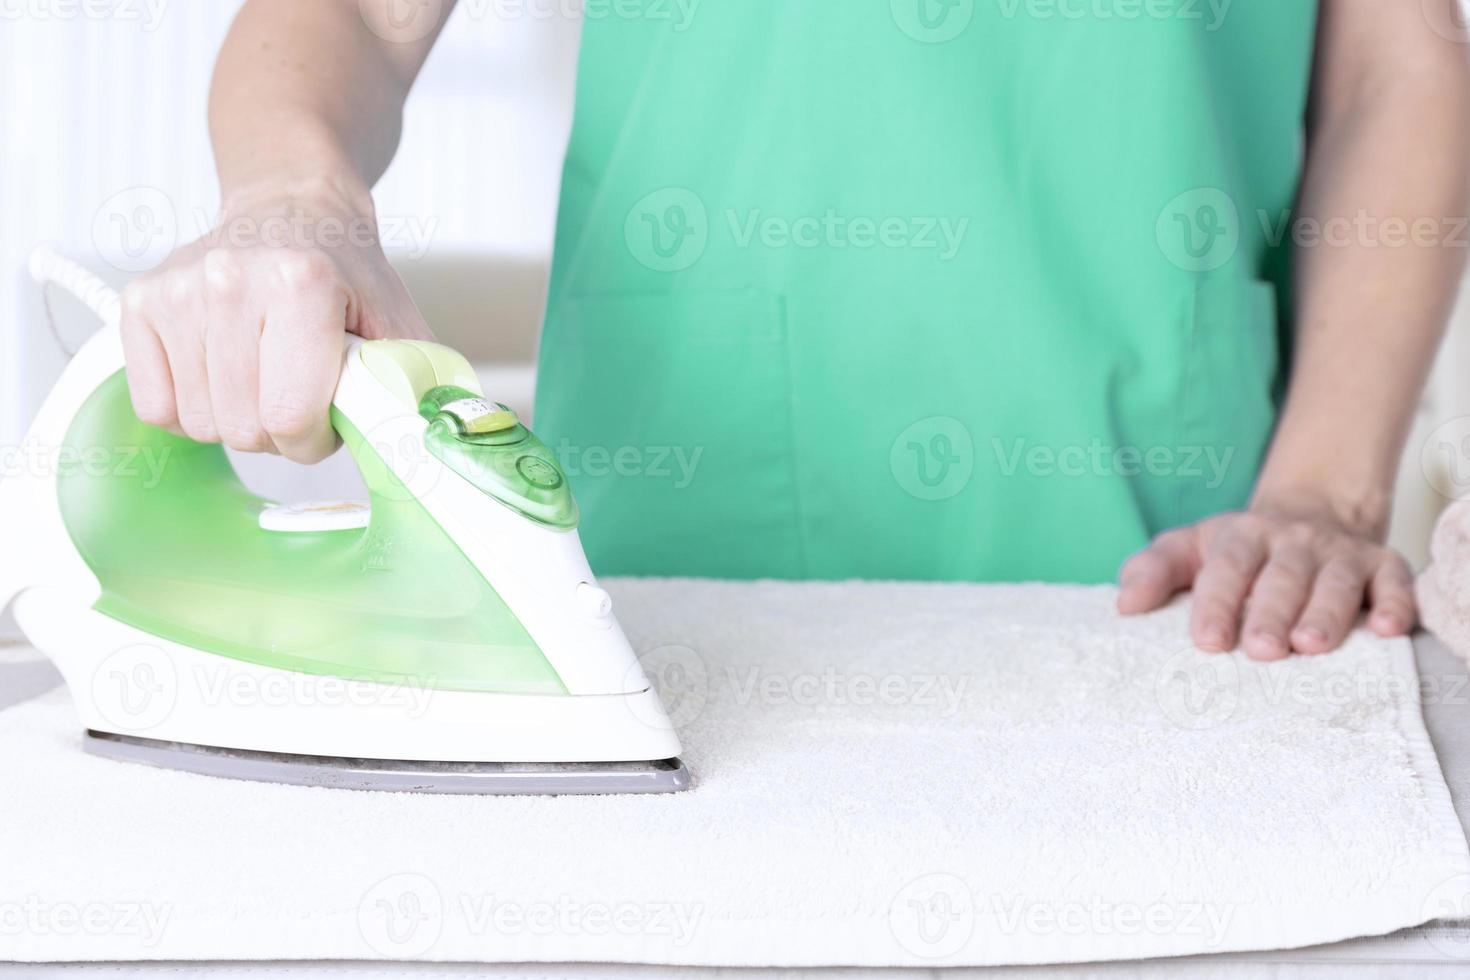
[258, 500, 371, 533]
[576, 583, 613, 625]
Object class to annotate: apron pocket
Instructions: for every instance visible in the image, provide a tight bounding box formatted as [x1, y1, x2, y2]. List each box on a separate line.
[536, 288, 802, 578]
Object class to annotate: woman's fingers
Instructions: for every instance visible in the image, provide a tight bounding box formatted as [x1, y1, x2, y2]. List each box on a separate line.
[1120, 512, 1416, 657]
[1241, 545, 1316, 661]
[1367, 556, 1416, 637]
[258, 256, 350, 463]
[118, 284, 180, 434]
[203, 250, 273, 453]
[114, 187, 434, 458]
[1116, 528, 1200, 614]
[155, 270, 216, 444]
[1290, 556, 1371, 654]
[1189, 523, 1268, 652]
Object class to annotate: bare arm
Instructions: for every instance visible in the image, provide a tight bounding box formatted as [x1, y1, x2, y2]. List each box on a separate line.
[1257, 0, 1470, 534]
[120, 0, 454, 462]
[1119, 0, 1470, 658]
[209, 0, 448, 212]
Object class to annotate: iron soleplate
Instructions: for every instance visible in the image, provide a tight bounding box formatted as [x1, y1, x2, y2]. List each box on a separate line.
[84, 731, 691, 795]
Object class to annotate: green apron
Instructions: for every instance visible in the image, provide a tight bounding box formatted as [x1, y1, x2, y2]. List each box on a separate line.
[535, 1, 1317, 582]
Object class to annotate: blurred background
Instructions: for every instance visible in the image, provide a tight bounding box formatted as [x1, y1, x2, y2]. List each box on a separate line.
[2, 1, 1469, 573]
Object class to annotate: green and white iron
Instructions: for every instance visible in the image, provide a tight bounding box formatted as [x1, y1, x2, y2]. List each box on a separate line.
[0, 247, 688, 794]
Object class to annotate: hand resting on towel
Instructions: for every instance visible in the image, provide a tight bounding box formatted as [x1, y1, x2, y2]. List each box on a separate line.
[1117, 498, 1414, 661]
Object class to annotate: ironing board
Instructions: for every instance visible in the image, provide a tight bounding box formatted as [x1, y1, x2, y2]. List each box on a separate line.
[2, 630, 1468, 978]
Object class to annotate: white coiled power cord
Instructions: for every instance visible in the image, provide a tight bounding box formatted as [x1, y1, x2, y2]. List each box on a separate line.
[28, 246, 124, 351]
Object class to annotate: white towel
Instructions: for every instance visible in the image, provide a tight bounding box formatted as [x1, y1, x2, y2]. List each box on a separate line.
[0, 581, 1466, 967]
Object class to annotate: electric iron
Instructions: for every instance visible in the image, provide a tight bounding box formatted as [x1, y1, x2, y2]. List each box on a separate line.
[0, 247, 689, 795]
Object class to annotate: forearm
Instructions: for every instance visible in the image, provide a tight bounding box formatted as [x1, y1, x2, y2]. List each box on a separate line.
[1254, 40, 1470, 536]
[208, 0, 450, 212]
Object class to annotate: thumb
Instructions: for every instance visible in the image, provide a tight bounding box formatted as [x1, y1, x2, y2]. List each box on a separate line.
[358, 267, 435, 342]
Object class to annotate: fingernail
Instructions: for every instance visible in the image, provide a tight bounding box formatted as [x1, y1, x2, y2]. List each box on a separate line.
[1200, 629, 1229, 650]
[1296, 626, 1327, 645]
[1246, 630, 1282, 656]
[1374, 613, 1406, 634]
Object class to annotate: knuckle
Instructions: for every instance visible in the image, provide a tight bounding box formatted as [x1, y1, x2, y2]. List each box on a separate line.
[1193, 595, 1236, 621]
[176, 409, 218, 442]
[1378, 596, 1415, 619]
[1122, 549, 1163, 577]
[130, 394, 176, 428]
[1231, 512, 1267, 536]
[214, 415, 268, 451]
[1378, 556, 1414, 587]
[1244, 600, 1287, 628]
[259, 397, 318, 439]
[202, 248, 244, 296]
[162, 268, 199, 307]
[1319, 563, 1364, 594]
[1281, 523, 1317, 549]
[1269, 551, 1315, 581]
[119, 281, 153, 318]
[1217, 542, 1258, 574]
[1155, 527, 1194, 551]
[274, 251, 336, 289]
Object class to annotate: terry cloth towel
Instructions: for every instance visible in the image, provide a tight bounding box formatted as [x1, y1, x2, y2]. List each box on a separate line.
[0, 581, 1467, 967]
